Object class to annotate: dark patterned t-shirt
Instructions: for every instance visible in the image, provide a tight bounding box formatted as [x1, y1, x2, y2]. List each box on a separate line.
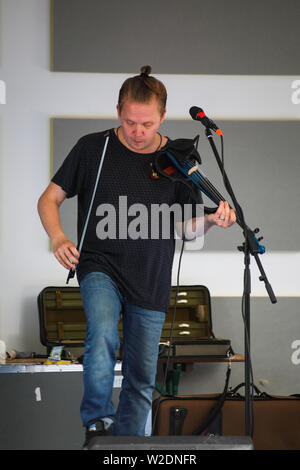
[52, 128, 202, 312]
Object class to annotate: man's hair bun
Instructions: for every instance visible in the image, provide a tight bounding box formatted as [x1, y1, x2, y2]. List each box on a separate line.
[140, 65, 152, 76]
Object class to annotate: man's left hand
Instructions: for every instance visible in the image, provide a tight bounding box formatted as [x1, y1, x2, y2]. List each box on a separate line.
[208, 200, 236, 228]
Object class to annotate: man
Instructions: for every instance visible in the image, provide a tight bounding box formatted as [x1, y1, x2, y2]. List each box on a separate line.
[37, 66, 236, 448]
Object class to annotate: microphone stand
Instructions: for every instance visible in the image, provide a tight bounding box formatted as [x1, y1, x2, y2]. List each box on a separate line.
[204, 127, 277, 437]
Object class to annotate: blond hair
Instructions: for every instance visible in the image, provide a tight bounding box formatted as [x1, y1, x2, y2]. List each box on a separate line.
[118, 65, 167, 116]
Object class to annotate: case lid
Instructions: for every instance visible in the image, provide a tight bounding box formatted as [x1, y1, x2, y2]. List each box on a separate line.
[37, 285, 214, 348]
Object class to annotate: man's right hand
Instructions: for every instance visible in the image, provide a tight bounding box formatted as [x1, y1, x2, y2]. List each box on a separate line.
[52, 235, 80, 270]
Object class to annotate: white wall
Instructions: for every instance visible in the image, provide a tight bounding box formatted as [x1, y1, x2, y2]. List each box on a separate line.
[0, 0, 299, 353]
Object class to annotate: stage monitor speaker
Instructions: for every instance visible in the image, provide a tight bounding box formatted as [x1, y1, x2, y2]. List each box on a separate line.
[88, 435, 254, 450]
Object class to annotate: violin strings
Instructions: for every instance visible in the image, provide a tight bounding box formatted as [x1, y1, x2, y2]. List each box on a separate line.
[165, 151, 243, 226]
[184, 160, 223, 204]
[181, 159, 243, 227]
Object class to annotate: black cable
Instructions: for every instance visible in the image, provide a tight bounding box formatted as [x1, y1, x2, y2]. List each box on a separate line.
[152, 236, 186, 433]
[162, 237, 186, 387]
[152, 187, 197, 433]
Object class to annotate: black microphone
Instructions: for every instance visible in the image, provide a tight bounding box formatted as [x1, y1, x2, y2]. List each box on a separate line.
[189, 106, 223, 136]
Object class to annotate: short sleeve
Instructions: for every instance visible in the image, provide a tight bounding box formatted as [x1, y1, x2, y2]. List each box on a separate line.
[51, 137, 86, 198]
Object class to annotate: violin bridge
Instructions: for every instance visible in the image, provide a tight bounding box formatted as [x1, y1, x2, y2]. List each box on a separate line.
[187, 163, 199, 175]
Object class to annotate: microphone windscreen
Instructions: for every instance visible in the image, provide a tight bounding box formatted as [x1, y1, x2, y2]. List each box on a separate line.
[189, 106, 202, 120]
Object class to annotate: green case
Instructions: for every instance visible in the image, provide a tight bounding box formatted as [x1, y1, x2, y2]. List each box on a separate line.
[37, 285, 231, 359]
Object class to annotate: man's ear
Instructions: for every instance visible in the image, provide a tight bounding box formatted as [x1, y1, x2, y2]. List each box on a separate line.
[160, 108, 167, 124]
[116, 104, 121, 120]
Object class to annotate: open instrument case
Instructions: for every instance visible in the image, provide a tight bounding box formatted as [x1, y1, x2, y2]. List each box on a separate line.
[37, 285, 232, 360]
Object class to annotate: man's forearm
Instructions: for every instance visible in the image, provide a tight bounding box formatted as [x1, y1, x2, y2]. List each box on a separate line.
[181, 201, 236, 240]
[181, 215, 214, 240]
[37, 194, 79, 269]
[37, 197, 66, 244]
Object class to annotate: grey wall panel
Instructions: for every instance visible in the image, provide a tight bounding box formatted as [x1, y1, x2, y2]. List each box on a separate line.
[52, 0, 300, 75]
[52, 118, 300, 251]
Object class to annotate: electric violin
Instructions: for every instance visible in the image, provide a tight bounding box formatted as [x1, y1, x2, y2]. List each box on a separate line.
[152, 137, 265, 254]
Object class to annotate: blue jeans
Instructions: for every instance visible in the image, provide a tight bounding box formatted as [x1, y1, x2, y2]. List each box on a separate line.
[79, 272, 165, 435]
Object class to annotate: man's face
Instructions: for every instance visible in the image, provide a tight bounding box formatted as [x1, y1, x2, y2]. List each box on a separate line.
[117, 97, 166, 153]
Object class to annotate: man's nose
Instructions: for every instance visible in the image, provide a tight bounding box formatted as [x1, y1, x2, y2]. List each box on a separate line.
[134, 124, 144, 136]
